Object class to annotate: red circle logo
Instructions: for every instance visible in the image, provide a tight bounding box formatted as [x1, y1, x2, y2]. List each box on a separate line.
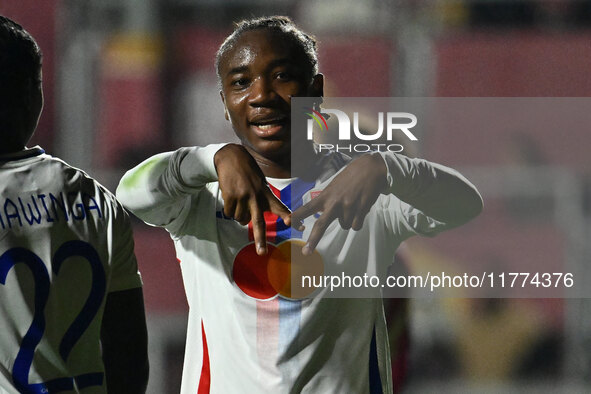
[233, 240, 324, 300]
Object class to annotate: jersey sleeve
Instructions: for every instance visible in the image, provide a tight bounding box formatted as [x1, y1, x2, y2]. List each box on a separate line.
[116, 144, 226, 232]
[108, 201, 143, 293]
[377, 151, 483, 240]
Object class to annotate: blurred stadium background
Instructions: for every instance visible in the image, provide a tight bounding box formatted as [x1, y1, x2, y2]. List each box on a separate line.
[2, 0, 591, 392]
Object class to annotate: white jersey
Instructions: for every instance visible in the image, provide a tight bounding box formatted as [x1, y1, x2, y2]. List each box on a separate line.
[117, 144, 481, 394]
[0, 147, 142, 394]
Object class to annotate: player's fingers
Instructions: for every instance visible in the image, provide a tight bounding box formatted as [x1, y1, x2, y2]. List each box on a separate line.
[233, 198, 251, 225]
[351, 197, 373, 231]
[338, 201, 356, 230]
[223, 198, 237, 220]
[250, 202, 267, 255]
[292, 196, 323, 228]
[302, 208, 335, 256]
[266, 190, 293, 227]
[288, 214, 305, 232]
[351, 211, 368, 231]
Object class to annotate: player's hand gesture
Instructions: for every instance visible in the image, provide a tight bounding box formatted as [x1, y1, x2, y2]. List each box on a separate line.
[214, 144, 292, 256]
[292, 153, 388, 255]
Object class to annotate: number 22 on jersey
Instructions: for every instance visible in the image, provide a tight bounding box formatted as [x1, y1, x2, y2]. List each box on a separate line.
[0, 241, 106, 394]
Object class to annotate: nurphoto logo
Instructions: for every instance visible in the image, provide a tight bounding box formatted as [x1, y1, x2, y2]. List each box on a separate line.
[305, 108, 418, 153]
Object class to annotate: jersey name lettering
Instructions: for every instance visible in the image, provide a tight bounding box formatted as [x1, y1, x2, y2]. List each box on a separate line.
[0, 192, 102, 230]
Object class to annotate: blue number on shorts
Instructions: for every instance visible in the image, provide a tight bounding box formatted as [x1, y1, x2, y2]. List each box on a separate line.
[0, 241, 106, 393]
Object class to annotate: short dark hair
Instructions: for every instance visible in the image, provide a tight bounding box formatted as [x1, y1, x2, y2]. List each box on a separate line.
[0, 15, 42, 99]
[0, 15, 43, 151]
[215, 16, 318, 82]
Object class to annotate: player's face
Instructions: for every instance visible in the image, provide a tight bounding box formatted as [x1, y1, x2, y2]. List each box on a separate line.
[219, 29, 322, 164]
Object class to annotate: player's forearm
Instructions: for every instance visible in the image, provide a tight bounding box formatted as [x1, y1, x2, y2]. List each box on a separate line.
[379, 152, 483, 227]
[101, 288, 149, 394]
[103, 356, 149, 394]
[116, 144, 224, 225]
[116, 151, 177, 221]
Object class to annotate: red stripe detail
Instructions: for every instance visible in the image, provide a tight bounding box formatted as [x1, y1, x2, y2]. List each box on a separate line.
[310, 108, 328, 130]
[247, 184, 281, 244]
[197, 320, 210, 394]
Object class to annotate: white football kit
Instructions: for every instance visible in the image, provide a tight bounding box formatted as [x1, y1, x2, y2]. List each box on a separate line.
[0, 147, 142, 394]
[117, 144, 481, 394]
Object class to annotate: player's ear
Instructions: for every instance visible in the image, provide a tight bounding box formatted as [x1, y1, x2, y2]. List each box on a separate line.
[310, 74, 324, 97]
[219, 90, 229, 121]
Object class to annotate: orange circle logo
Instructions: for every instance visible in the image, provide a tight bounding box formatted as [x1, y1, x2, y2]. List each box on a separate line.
[233, 240, 324, 300]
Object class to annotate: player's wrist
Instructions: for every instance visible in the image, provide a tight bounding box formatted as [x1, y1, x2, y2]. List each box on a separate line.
[214, 143, 244, 175]
[368, 152, 389, 194]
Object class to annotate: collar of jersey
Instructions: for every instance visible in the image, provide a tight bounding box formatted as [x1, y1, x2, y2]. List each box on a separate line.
[0, 146, 45, 163]
[266, 176, 296, 191]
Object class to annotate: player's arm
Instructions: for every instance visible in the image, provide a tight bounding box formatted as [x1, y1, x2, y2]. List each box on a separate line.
[116, 144, 226, 227]
[117, 143, 290, 253]
[101, 287, 149, 394]
[292, 152, 483, 254]
[213, 144, 291, 255]
[378, 151, 483, 226]
[101, 203, 149, 393]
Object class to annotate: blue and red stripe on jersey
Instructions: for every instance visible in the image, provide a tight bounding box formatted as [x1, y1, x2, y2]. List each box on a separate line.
[247, 179, 316, 382]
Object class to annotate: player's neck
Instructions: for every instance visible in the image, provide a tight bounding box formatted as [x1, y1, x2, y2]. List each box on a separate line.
[256, 158, 291, 178]
[254, 144, 318, 179]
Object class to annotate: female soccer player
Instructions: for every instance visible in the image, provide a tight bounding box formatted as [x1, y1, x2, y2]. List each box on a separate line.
[0, 15, 148, 393]
[117, 16, 482, 393]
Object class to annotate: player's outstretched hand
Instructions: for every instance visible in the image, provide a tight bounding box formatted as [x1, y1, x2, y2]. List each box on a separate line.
[214, 144, 292, 255]
[292, 153, 388, 255]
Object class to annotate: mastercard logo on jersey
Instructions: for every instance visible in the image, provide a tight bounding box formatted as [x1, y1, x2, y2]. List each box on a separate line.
[233, 240, 323, 300]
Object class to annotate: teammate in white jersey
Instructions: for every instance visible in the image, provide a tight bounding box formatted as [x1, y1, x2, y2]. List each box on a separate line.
[117, 16, 483, 393]
[0, 16, 148, 393]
